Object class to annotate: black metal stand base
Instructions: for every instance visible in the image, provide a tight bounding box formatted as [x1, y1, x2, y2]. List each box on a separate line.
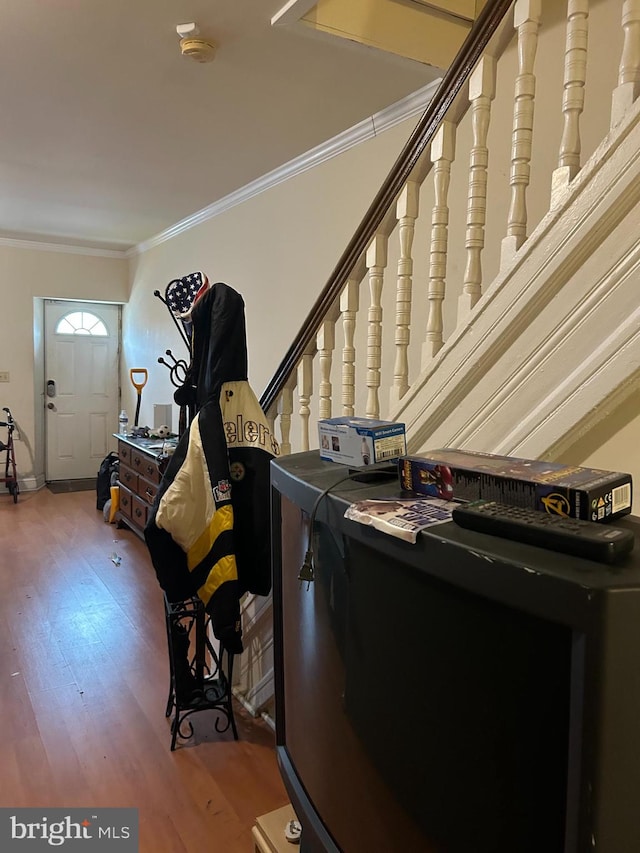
[164, 594, 239, 750]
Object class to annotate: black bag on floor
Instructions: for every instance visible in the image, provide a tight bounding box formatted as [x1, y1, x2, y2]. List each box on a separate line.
[96, 452, 119, 510]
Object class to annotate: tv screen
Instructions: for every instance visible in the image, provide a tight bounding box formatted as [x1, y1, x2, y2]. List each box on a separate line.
[276, 500, 573, 853]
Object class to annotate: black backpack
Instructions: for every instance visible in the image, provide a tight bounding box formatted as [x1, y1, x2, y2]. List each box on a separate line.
[96, 452, 119, 510]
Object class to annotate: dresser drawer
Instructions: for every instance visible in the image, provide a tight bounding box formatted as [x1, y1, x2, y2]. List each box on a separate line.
[115, 437, 165, 540]
[119, 466, 138, 492]
[138, 476, 159, 505]
[131, 452, 162, 484]
[119, 484, 133, 520]
[119, 443, 131, 466]
[131, 494, 149, 528]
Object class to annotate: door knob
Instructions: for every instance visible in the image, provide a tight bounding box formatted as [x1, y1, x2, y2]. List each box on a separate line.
[47, 402, 55, 410]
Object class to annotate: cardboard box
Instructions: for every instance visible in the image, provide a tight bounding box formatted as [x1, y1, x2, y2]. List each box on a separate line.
[399, 449, 633, 523]
[319, 417, 406, 467]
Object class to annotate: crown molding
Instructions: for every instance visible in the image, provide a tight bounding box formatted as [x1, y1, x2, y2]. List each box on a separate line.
[0, 235, 127, 258]
[271, 0, 318, 26]
[131, 79, 442, 257]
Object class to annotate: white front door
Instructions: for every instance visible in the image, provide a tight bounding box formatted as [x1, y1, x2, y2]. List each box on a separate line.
[44, 300, 121, 481]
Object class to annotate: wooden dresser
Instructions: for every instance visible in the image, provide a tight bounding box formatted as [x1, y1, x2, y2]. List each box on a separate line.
[115, 435, 169, 539]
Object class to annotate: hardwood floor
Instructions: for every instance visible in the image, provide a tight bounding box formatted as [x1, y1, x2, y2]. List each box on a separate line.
[0, 487, 289, 851]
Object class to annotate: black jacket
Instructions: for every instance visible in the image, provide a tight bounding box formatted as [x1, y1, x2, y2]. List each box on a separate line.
[145, 283, 278, 653]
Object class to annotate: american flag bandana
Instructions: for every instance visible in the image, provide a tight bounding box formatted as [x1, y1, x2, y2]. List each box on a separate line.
[165, 272, 209, 319]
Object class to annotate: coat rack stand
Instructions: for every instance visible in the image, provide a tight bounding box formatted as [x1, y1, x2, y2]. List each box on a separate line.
[164, 593, 239, 750]
[154, 275, 241, 750]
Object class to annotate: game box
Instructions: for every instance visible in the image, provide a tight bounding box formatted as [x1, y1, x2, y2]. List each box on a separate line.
[318, 417, 406, 467]
[399, 448, 632, 523]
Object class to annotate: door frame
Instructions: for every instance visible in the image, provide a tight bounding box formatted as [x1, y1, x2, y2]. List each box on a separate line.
[40, 298, 122, 483]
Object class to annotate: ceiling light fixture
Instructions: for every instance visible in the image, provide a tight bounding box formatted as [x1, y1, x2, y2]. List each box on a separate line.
[176, 22, 216, 63]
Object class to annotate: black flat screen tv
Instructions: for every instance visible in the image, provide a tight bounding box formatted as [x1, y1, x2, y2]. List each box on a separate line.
[270, 452, 640, 853]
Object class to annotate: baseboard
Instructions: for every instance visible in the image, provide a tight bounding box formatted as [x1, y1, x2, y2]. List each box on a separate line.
[13, 475, 45, 492]
[232, 686, 275, 728]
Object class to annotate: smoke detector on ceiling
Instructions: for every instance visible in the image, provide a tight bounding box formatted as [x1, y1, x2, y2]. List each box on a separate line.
[176, 22, 216, 63]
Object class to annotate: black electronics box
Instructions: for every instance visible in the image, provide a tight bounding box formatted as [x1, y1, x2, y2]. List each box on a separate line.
[399, 449, 633, 523]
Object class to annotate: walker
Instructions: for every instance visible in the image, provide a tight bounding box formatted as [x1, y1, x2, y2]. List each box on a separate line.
[0, 407, 19, 503]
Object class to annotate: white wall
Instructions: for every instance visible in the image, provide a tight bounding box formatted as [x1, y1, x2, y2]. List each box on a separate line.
[0, 244, 128, 486]
[559, 403, 640, 515]
[124, 117, 418, 428]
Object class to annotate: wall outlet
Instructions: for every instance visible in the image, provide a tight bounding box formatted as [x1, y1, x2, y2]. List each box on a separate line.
[0, 371, 9, 382]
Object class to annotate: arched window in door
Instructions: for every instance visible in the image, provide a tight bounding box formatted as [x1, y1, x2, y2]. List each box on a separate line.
[55, 311, 108, 336]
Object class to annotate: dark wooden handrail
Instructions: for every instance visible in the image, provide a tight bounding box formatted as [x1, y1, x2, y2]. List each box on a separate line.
[260, 0, 514, 415]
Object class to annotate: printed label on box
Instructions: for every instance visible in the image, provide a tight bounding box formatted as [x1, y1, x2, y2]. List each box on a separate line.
[318, 417, 406, 467]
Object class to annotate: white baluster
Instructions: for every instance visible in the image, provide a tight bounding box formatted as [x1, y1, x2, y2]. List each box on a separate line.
[266, 411, 277, 443]
[317, 320, 336, 420]
[265, 406, 278, 435]
[611, 0, 640, 127]
[297, 354, 313, 451]
[423, 121, 456, 366]
[551, 0, 589, 205]
[277, 384, 294, 456]
[501, 0, 542, 269]
[390, 181, 419, 407]
[365, 235, 388, 419]
[458, 56, 496, 321]
[340, 279, 359, 416]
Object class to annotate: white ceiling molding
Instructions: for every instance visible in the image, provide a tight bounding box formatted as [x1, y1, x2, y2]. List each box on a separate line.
[0, 235, 127, 259]
[271, 0, 319, 27]
[131, 78, 441, 257]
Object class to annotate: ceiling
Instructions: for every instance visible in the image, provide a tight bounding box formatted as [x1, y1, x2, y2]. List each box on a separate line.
[0, 0, 443, 252]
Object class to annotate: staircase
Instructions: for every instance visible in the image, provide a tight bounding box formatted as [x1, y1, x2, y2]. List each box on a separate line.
[233, 0, 640, 720]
